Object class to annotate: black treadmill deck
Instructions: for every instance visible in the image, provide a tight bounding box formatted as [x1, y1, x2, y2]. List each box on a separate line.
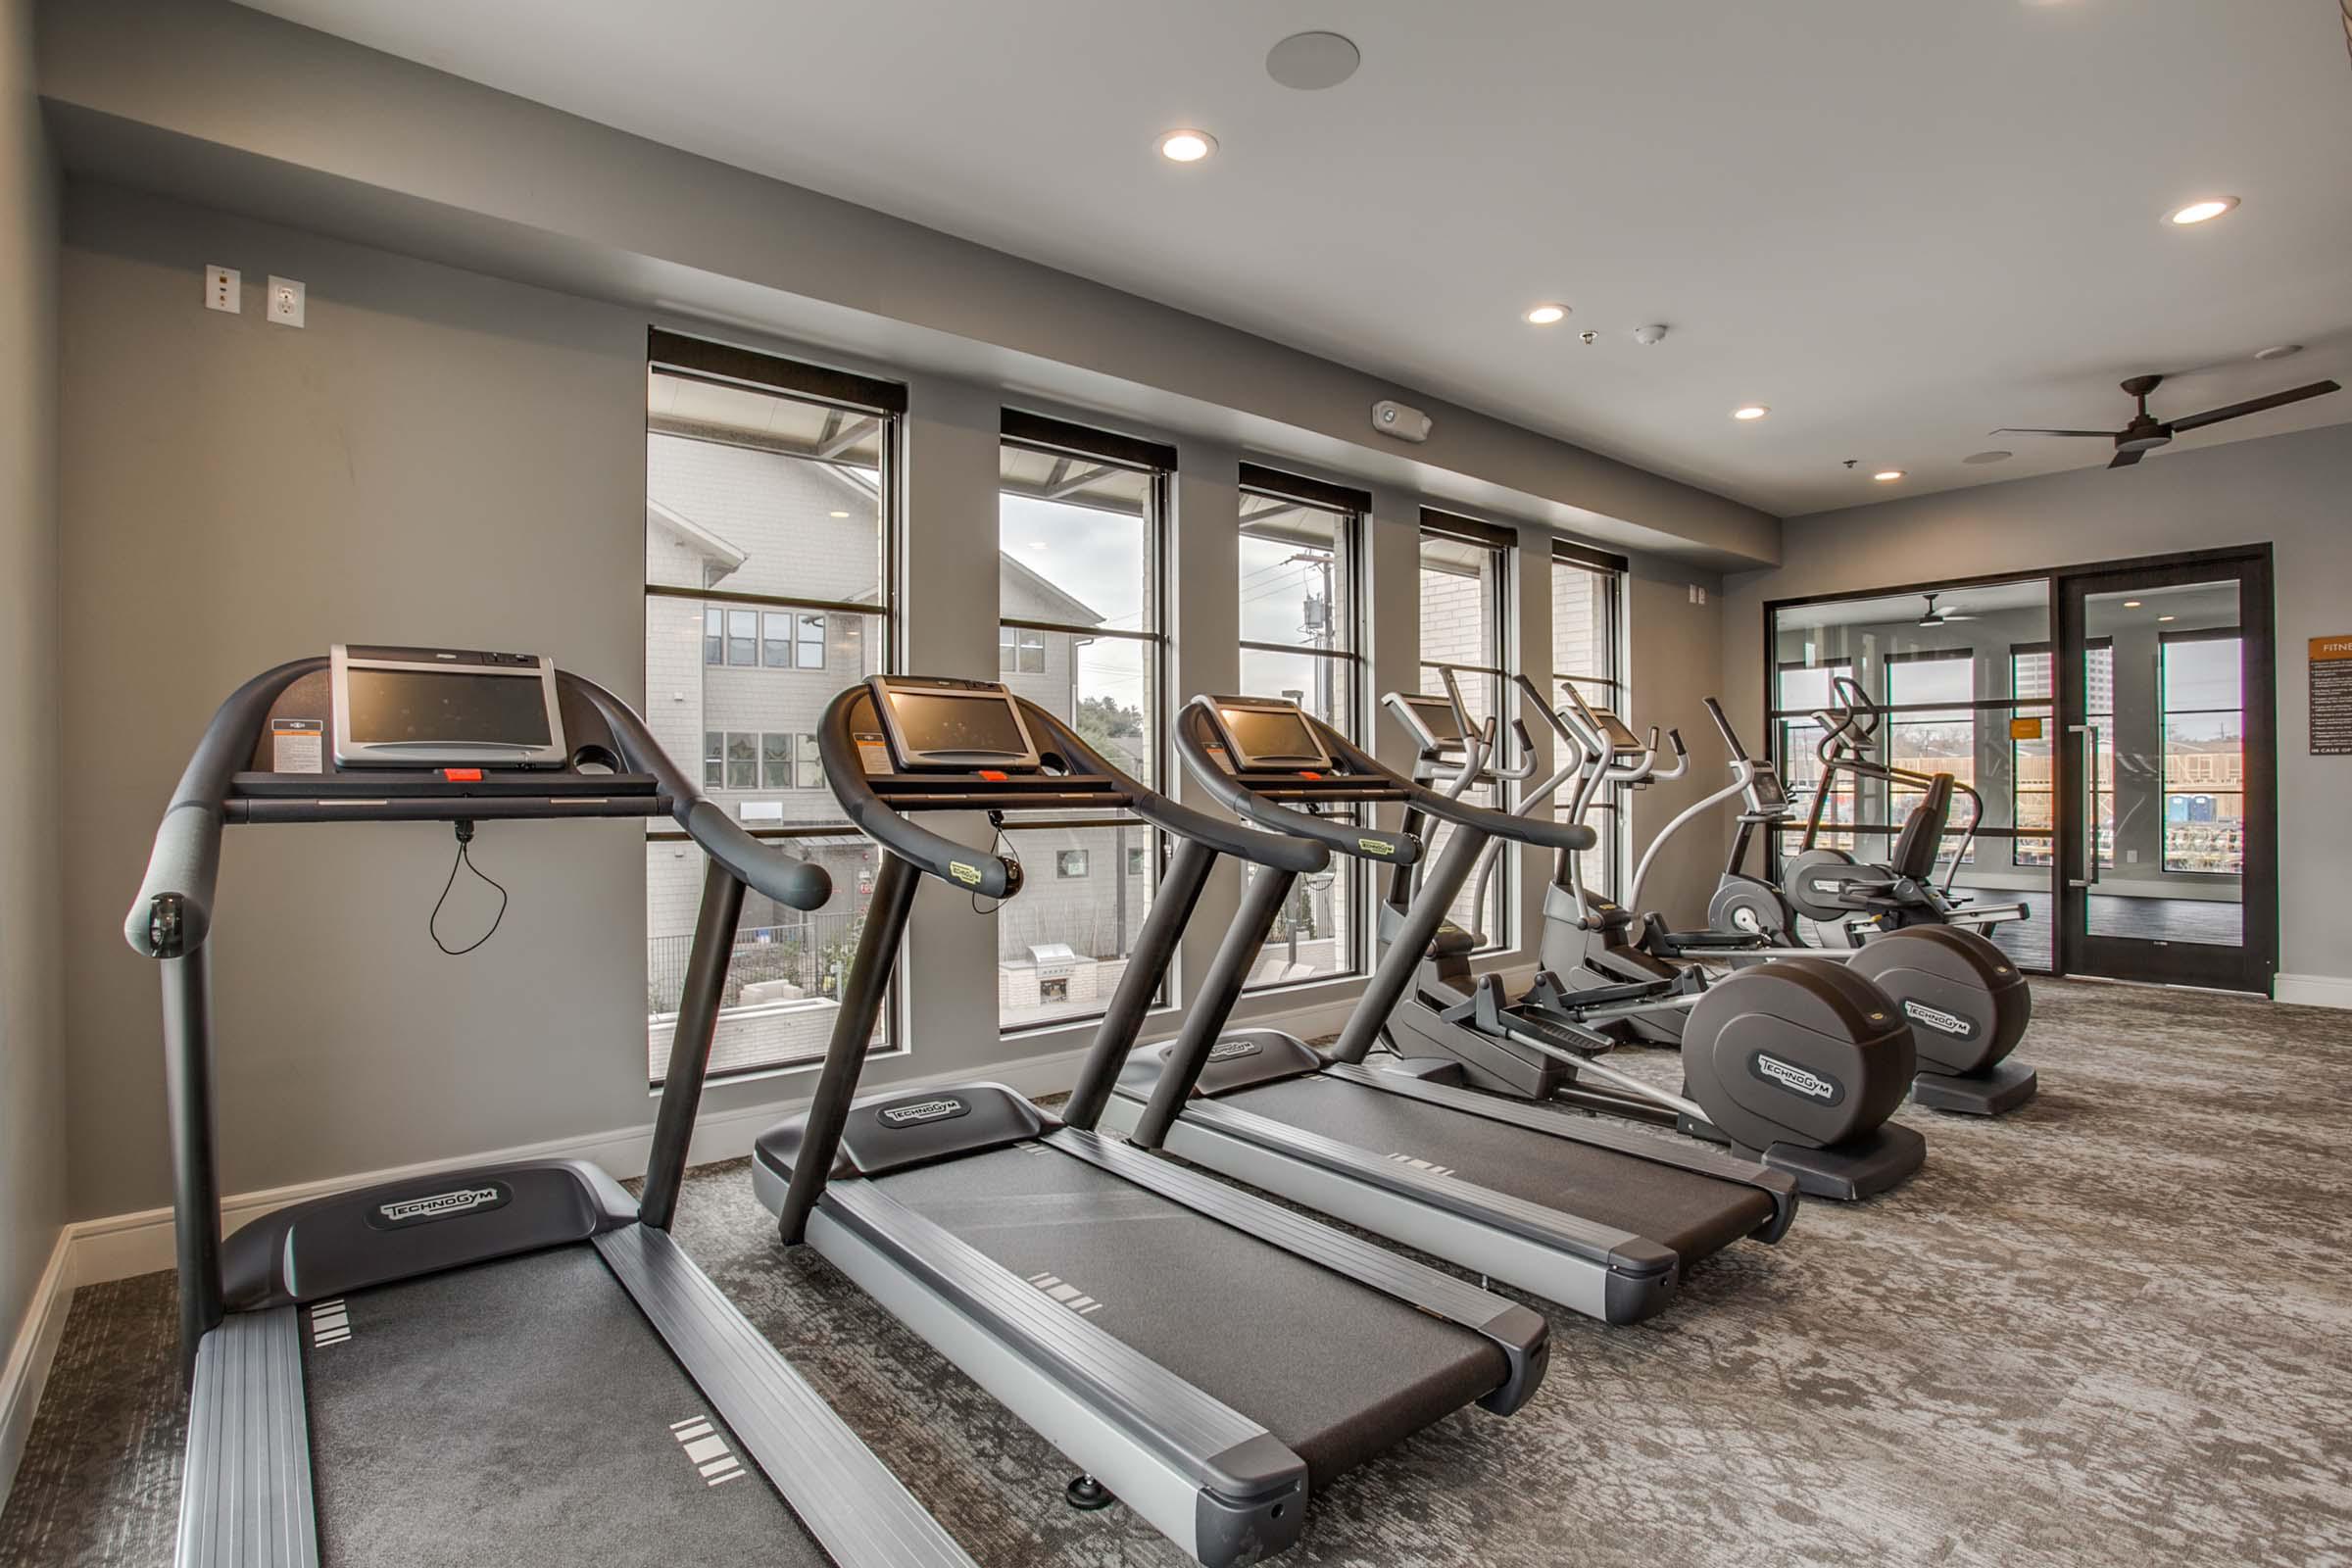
[874, 1144, 1504, 1488]
[1221, 1075, 1781, 1263]
[302, 1245, 826, 1568]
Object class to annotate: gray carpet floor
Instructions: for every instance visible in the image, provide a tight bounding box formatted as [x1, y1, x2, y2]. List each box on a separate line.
[7, 978, 2351, 1566]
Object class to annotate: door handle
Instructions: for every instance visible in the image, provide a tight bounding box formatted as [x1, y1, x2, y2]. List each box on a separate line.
[2066, 723, 2099, 890]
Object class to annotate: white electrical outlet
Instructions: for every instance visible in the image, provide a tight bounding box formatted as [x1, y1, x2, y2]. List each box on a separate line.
[266, 275, 306, 328]
[205, 265, 240, 314]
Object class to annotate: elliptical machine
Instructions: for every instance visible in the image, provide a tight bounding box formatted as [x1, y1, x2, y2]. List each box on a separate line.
[1379, 671, 1927, 1200]
[1556, 683, 2038, 1118]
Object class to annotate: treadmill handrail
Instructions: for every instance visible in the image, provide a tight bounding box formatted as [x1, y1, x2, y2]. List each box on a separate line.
[1192, 696, 1594, 857]
[820, 686, 1329, 900]
[1175, 700, 1420, 864]
[127, 657, 830, 959]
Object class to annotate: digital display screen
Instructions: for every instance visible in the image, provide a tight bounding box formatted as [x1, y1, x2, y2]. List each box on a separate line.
[1221, 705, 1324, 767]
[344, 667, 554, 748]
[1399, 696, 1464, 744]
[890, 690, 1032, 760]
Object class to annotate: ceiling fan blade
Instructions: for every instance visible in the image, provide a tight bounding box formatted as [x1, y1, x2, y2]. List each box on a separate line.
[2168, 380, 2343, 433]
[1990, 427, 2115, 438]
[1942, 612, 1978, 620]
[2108, 450, 2145, 468]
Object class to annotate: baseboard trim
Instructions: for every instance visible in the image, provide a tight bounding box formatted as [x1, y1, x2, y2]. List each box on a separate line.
[0, 1230, 75, 1517]
[2276, 973, 2352, 1009]
[53, 979, 1408, 1288]
[64, 1038, 1104, 1290]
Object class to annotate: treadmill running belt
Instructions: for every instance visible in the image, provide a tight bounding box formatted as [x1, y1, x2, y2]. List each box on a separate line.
[875, 1145, 1504, 1487]
[302, 1244, 827, 1568]
[1227, 1076, 1778, 1263]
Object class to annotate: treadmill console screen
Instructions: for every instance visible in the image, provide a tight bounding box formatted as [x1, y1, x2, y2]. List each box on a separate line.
[346, 668, 555, 749]
[1216, 702, 1330, 771]
[878, 680, 1041, 770]
[331, 645, 566, 767]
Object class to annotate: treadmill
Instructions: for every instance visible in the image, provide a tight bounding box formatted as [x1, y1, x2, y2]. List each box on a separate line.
[127, 646, 975, 1568]
[753, 676, 1547, 1568]
[1089, 695, 1798, 1324]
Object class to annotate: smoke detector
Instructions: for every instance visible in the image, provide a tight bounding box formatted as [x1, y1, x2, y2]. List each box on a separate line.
[1632, 324, 1670, 347]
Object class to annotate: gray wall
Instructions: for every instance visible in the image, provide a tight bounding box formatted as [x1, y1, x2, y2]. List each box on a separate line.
[38, 0, 1778, 571]
[0, 0, 64, 1372]
[59, 179, 1744, 1221]
[1721, 420, 2352, 984]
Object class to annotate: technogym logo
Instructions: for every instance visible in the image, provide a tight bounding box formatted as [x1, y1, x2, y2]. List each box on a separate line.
[1901, 999, 1977, 1039]
[1207, 1039, 1262, 1062]
[1749, 1054, 1841, 1103]
[372, 1185, 507, 1229]
[879, 1097, 969, 1128]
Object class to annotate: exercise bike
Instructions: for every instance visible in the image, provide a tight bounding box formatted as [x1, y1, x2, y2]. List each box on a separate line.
[1377, 670, 1926, 1200]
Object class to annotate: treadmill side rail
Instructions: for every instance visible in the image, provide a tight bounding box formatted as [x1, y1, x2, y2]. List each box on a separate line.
[176, 1308, 318, 1568]
[1051, 1129, 1550, 1413]
[808, 1181, 1307, 1568]
[594, 1226, 977, 1568]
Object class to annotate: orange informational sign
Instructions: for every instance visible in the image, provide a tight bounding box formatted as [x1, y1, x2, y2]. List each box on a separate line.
[2009, 716, 2044, 742]
[2314, 635, 2352, 756]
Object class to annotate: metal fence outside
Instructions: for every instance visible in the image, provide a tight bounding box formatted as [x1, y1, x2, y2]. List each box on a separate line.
[647, 910, 864, 1018]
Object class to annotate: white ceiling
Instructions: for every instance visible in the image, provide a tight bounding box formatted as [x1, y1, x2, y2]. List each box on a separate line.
[237, 1, 2352, 518]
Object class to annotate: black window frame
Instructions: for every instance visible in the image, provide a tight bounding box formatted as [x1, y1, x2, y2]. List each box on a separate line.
[642, 328, 906, 1085]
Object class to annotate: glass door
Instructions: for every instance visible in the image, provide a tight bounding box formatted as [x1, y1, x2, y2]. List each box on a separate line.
[2055, 552, 2277, 992]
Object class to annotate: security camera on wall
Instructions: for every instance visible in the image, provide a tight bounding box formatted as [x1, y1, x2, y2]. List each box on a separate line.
[1372, 400, 1434, 443]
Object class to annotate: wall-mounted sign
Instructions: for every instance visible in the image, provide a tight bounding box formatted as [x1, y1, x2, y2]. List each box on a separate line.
[2009, 716, 2044, 742]
[2312, 636, 2352, 756]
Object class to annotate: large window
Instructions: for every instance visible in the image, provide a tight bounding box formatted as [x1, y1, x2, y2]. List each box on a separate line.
[1418, 511, 1515, 950]
[2160, 631, 2244, 874]
[643, 331, 902, 1083]
[1774, 660, 1857, 850]
[1550, 544, 1626, 900]
[997, 413, 1171, 1031]
[1239, 466, 1368, 990]
[1885, 650, 1978, 866]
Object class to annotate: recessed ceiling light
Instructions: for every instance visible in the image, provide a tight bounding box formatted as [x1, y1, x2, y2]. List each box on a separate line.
[2168, 196, 2237, 225]
[2158, 613, 2178, 622]
[828, 510, 850, 518]
[1962, 450, 2013, 465]
[1524, 303, 1570, 325]
[2124, 600, 2142, 609]
[1732, 405, 1770, 420]
[1157, 128, 1216, 163]
[2254, 344, 2303, 362]
[1874, 469, 1905, 482]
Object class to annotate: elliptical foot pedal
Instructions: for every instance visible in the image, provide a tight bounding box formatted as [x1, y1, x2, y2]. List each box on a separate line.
[1912, 1057, 2037, 1117]
[1757, 1122, 1927, 1201]
[1066, 1474, 1116, 1511]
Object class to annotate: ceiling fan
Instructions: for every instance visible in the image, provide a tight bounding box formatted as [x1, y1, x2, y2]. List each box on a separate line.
[1994, 372, 2342, 468]
[1917, 592, 1976, 627]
